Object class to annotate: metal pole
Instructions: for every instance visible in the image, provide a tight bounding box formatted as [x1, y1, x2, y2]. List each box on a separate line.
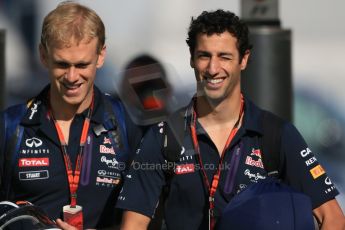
[241, 0, 293, 122]
[0, 30, 5, 110]
[242, 27, 292, 121]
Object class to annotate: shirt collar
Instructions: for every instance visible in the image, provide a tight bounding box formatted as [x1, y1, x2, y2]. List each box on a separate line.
[89, 86, 105, 124]
[187, 95, 264, 136]
[241, 95, 263, 135]
[21, 85, 50, 126]
[21, 85, 105, 126]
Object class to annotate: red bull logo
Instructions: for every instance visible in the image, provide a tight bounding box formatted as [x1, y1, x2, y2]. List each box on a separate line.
[245, 156, 264, 169]
[250, 148, 262, 158]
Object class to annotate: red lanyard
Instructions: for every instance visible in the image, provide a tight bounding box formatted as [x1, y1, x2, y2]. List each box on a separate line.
[49, 95, 94, 208]
[190, 97, 244, 230]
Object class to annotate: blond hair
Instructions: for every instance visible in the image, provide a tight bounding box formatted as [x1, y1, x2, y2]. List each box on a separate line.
[40, 1, 105, 53]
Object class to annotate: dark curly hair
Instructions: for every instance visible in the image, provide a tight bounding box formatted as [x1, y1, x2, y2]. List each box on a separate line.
[186, 9, 252, 62]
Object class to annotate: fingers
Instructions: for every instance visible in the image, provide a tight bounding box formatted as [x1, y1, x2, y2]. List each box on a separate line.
[56, 218, 78, 230]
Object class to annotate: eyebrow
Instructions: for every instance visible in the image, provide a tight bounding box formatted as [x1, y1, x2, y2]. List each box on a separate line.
[219, 52, 233, 56]
[195, 50, 234, 57]
[53, 60, 92, 66]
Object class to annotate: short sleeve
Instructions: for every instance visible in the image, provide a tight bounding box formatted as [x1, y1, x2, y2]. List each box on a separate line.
[280, 122, 339, 209]
[123, 107, 148, 154]
[116, 124, 166, 217]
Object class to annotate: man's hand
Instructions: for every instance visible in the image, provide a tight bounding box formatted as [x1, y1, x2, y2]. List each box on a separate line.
[56, 219, 78, 230]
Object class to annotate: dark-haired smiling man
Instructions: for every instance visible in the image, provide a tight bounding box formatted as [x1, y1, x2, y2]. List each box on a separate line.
[117, 9, 345, 230]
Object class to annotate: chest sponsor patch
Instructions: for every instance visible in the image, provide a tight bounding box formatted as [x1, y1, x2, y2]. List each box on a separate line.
[175, 163, 195, 175]
[245, 148, 263, 168]
[96, 176, 121, 186]
[19, 170, 49, 180]
[99, 145, 115, 154]
[25, 137, 42, 148]
[18, 158, 49, 167]
[100, 156, 125, 170]
[103, 137, 112, 145]
[21, 137, 50, 156]
[244, 169, 266, 182]
[245, 156, 264, 168]
[310, 165, 325, 179]
[250, 148, 262, 158]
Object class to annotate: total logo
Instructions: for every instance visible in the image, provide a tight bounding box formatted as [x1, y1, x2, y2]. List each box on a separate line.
[18, 158, 49, 167]
[25, 137, 43, 148]
[175, 164, 195, 175]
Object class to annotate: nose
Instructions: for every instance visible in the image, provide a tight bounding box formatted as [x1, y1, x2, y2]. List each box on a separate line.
[207, 57, 220, 76]
[65, 66, 78, 82]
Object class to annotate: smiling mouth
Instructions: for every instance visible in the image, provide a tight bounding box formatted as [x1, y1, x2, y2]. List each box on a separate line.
[61, 82, 83, 96]
[204, 77, 225, 84]
[62, 82, 82, 90]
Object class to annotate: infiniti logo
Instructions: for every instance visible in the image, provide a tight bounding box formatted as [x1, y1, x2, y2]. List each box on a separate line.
[25, 137, 43, 148]
[325, 177, 332, 186]
[98, 170, 107, 176]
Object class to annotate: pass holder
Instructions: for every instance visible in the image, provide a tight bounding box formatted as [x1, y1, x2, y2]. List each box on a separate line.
[63, 205, 83, 230]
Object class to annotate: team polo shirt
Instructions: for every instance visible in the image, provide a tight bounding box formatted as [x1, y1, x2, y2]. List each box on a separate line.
[0, 85, 144, 229]
[116, 97, 339, 230]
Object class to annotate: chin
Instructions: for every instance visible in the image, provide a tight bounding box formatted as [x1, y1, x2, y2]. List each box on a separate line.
[204, 90, 224, 100]
[62, 96, 84, 106]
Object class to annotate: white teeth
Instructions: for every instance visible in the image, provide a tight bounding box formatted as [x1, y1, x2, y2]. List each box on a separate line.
[64, 84, 80, 89]
[207, 78, 223, 84]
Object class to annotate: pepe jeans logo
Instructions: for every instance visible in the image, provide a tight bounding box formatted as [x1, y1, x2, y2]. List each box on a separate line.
[101, 156, 118, 166]
[100, 156, 124, 170]
[244, 169, 266, 182]
[25, 137, 43, 148]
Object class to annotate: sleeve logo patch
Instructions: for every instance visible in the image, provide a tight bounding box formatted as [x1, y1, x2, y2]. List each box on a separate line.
[310, 165, 325, 179]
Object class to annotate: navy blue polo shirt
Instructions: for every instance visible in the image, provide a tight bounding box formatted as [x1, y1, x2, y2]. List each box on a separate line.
[0, 85, 145, 229]
[116, 97, 339, 230]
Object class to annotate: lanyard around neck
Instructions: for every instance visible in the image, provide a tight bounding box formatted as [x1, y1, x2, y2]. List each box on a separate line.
[190, 96, 244, 230]
[49, 94, 94, 207]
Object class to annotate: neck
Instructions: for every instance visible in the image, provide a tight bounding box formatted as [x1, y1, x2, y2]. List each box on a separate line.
[49, 88, 93, 121]
[196, 90, 242, 126]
